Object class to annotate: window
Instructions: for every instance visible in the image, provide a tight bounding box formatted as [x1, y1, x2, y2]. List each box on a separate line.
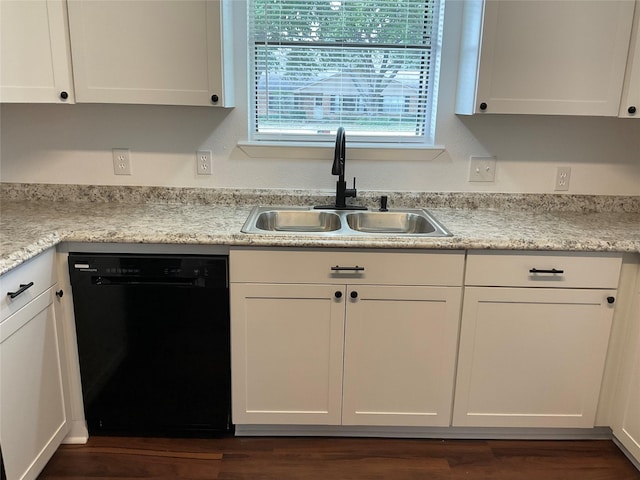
[248, 0, 444, 144]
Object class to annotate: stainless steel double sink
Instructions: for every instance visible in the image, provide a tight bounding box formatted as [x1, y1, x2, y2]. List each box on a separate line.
[241, 206, 452, 237]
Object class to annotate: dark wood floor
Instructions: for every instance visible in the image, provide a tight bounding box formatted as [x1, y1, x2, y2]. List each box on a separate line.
[38, 436, 640, 480]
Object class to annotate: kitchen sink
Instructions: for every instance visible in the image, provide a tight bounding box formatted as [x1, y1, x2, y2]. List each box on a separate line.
[254, 210, 341, 232]
[242, 206, 452, 237]
[345, 211, 436, 234]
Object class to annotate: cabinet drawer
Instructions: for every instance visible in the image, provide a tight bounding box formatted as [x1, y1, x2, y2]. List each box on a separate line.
[230, 248, 465, 286]
[0, 249, 56, 323]
[465, 251, 622, 288]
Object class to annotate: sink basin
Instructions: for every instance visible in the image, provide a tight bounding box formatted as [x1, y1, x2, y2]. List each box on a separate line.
[346, 211, 436, 234]
[254, 210, 341, 232]
[242, 206, 452, 237]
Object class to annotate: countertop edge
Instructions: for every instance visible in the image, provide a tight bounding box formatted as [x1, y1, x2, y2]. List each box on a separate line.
[3, 229, 638, 277]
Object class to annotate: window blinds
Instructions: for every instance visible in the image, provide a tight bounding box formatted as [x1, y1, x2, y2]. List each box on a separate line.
[248, 0, 442, 142]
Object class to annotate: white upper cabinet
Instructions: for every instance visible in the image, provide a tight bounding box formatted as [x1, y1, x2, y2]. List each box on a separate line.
[0, 0, 75, 103]
[620, 0, 640, 117]
[456, 0, 636, 116]
[1, 0, 233, 106]
[66, 0, 234, 106]
[69, 0, 233, 107]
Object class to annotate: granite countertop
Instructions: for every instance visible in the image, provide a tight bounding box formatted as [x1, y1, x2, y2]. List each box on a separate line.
[1, 184, 639, 276]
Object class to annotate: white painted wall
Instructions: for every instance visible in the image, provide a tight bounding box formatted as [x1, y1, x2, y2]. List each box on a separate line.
[1, 1, 639, 195]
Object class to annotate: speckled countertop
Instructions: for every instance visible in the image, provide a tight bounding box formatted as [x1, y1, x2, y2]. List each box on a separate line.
[1, 183, 639, 276]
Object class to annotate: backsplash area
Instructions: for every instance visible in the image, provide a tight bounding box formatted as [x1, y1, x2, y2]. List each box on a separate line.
[2, 183, 639, 213]
[1, 102, 639, 196]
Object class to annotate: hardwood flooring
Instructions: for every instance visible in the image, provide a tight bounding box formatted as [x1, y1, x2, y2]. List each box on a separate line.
[38, 436, 640, 480]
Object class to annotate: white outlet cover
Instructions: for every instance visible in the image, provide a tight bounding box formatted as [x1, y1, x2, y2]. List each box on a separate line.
[197, 150, 213, 175]
[555, 166, 571, 191]
[112, 148, 131, 175]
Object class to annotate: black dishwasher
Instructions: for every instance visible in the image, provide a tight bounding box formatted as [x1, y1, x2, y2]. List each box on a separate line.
[68, 253, 232, 437]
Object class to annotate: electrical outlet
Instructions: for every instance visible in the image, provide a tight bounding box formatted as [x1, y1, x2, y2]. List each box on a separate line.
[197, 150, 212, 175]
[469, 156, 496, 182]
[555, 167, 571, 191]
[112, 148, 131, 175]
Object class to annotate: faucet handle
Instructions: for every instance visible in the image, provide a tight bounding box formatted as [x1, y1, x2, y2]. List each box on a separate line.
[342, 177, 358, 200]
[351, 177, 358, 197]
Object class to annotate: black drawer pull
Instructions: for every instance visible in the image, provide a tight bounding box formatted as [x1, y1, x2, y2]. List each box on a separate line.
[529, 268, 564, 274]
[331, 265, 365, 272]
[7, 282, 34, 299]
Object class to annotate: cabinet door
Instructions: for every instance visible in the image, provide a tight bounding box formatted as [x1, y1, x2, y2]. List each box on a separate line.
[620, 0, 640, 117]
[1, 289, 68, 480]
[231, 283, 345, 425]
[458, 0, 635, 115]
[67, 0, 232, 106]
[0, 0, 74, 103]
[453, 287, 615, 428]
[619, 340, 640, 461]
[342, 285, 462, 427]
[614, 284, 640, 462]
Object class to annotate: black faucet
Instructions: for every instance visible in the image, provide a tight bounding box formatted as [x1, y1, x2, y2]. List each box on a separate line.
[317, 127, 366, 210]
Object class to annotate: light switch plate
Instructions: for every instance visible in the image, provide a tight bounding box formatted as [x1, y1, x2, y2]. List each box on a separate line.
[469, 156, 496, 182]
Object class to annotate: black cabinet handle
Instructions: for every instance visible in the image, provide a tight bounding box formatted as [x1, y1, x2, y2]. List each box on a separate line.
[479, 102, 488, 111]
[60, 91, 69, 100]
[529, 268, 564, 274]
[607, 296, 615, 304]
[56, 290, 64, 298]
[7, 282, 34, 299]
[334, 291, 342, 299]
[628, 106, 637, 114]
[331, 265, 365, 272]
[350, 291, 358, 299]
[211, 94, 219, 103]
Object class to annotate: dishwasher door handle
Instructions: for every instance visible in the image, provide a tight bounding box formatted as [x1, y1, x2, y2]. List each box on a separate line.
[92, 276, 199, 287]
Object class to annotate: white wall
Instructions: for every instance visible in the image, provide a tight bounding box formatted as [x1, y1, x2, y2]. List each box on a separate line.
[1, 1, 639, 195]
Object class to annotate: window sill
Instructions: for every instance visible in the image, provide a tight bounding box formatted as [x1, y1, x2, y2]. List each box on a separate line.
[237, 141, 445, 161]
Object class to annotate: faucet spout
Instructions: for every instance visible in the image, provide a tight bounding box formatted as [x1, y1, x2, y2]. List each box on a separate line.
[332, 126, 346, 178]
[315, 127, 367, 210]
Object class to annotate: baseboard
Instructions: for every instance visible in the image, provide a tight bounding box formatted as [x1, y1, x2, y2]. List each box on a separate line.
[234, 424, 614, 440]
[613, 436, 640, 471]
[62, 420, 89, 445]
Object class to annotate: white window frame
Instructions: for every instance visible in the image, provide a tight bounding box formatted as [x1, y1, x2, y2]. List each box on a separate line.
[246, 0, 446, 148]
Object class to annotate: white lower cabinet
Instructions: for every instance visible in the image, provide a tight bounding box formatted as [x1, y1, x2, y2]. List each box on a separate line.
[342, 285, 462, 427]
[0, 249, 68, 480]
[230, 283, 345, 425]
[612, 260, 640, 463]
[453, 251, 622, 429]
[230, 248, 465, 427]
